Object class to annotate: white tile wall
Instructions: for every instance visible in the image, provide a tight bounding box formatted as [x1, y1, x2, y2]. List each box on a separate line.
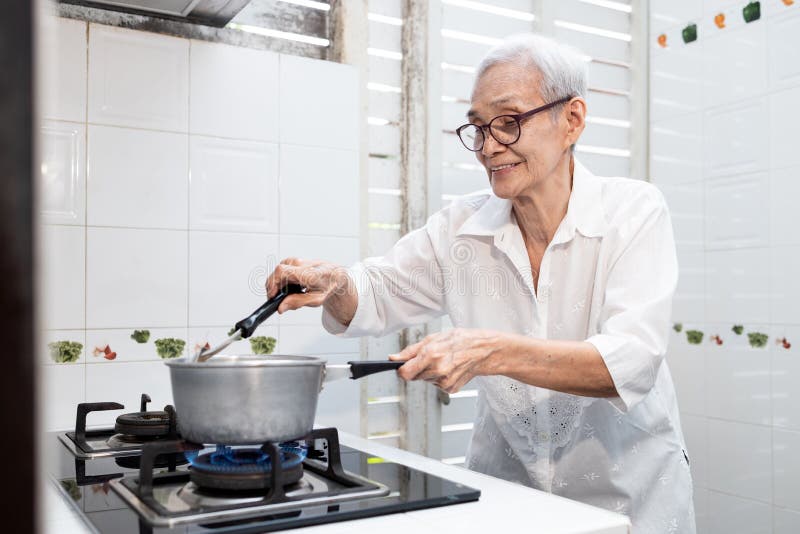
[41, 225, 85, 331]
[769, 87, 800, 170]
[279, 144, 360, 236]
[651, 3, 800, 530]
[41, 364, 86, 431]
[650, 113, 703, 186]
[774, 507, 800, 534]
[278, 324, 360, 355]
[188, 231, 279, 326]
[704, 172, 769, 250]
[39, 19, 361, 434]
[40, 17, 87, 123]
[673, 249, 705, 323]
[279, 55, 359, 150]
[707, 490, 771, 534]
[770, 246, 800, 325]
[650, 0, 701, 37]
[770, 166, 800, 246]
[87, 125, 188, 229]
[40, 121, 86, 226]
[705, 326, 771, 425]
[701, 22, 766, 108]
[767, 11, 800, 90]
[660, 180, 704, 250]
[86, 227, 188, 328]
[704, 98, 768, 178]
[88, 24, 189, 131]
[651, 46, 704, 122]
[189, 136, 278, 233]
[772, 325, 800, 430]
[704, 249, 769, 324]
[189, 40, 279, 141]
[667, 330, 705, 415]
[707, 419, 772, 502]
[773, 428, 800, 511]
[694, 487, 709, 534]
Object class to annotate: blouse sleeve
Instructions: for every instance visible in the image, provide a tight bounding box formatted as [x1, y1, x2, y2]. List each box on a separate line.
[584, 191, 679, 413]
[322, 214, 447, 338]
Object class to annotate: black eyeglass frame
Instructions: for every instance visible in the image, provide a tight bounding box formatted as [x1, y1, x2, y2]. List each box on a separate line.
[455, 95, 574, 152]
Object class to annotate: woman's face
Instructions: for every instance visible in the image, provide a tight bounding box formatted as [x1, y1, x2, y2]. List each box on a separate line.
[468, 62, 583, 199]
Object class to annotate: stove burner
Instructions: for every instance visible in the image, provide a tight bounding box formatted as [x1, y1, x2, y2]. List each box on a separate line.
[114, 394, 170, 437]
[189, 444, 306, 491]
[64, 394, 180, 458]
[106, 432, 164, 449]
[114, 411, 169, 436]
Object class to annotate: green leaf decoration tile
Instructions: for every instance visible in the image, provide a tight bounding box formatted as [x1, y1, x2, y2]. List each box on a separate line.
[743, 1, 761, 23]
[682, 23, 698, 44]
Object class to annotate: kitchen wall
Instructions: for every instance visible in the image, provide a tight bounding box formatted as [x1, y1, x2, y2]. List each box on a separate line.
[650, 1, 800, 532]
[38, 16, 362, 434]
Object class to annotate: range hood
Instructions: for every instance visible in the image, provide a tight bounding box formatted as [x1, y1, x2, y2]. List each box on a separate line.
[61, 0, 253, 27]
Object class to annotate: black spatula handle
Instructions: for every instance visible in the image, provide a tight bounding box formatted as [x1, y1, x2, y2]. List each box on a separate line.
[234, 284, 305, 339]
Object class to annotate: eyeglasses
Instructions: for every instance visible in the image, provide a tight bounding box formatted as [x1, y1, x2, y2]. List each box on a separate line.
[455, 96, 573, 152]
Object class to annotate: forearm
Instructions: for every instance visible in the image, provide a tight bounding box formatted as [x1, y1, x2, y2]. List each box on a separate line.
[321, 269, 359, 327]
[484, 334, 618, 398]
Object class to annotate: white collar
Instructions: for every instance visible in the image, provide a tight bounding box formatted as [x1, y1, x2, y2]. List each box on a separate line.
[455, 157, 608, 244]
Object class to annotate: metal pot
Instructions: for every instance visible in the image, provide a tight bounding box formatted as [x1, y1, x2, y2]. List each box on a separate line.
[165, 354, 401, 444]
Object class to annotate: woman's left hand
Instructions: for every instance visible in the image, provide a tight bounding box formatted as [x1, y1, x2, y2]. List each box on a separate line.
[388, 328, 505, 393]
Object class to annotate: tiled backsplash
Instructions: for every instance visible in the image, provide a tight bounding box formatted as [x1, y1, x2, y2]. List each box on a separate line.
[38, 17, 361, 432]
[650, 1, 800, 532]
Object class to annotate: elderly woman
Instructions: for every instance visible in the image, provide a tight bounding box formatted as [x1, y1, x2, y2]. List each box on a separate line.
[266, 34, 694, 533]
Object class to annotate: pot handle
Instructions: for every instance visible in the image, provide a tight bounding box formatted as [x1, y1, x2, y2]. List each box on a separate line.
[348, 360, 404, 380]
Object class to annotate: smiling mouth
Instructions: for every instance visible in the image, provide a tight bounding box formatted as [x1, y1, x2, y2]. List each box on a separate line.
[490, 162, 523, 174]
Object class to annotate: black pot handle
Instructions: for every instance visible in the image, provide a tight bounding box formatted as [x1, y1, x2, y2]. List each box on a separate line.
[348, 360, 404, 380]
[234, 284, 305, 339]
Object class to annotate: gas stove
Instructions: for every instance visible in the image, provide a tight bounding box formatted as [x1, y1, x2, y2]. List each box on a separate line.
[46, 394, 481, 533]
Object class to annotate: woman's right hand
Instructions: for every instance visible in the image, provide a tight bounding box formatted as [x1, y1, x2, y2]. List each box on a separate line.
[265, 258, 358, 324]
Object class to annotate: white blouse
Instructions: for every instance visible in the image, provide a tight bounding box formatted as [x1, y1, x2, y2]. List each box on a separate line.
[323, 159, 695, 533]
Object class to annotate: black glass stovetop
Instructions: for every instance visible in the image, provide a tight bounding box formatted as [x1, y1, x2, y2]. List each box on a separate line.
[45, 428, 480, 533]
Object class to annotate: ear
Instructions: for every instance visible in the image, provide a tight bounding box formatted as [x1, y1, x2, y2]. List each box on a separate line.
[563, 97, 587, 149]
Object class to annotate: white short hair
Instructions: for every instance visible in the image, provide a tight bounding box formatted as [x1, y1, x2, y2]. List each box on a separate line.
[475, 33, 588, 116]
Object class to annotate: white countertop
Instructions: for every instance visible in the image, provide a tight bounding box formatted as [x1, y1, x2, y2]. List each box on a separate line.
[44, 429, 631, 534]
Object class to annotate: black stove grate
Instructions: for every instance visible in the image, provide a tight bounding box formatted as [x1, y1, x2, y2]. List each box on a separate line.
[118, 426, 389, 530]
[64, 393, 180, 456]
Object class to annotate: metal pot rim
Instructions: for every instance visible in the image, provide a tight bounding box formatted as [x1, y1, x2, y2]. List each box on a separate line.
[164, 354, 325, 368]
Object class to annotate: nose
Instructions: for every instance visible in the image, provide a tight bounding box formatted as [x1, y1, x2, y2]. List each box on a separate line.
[480, 129, 506, 158]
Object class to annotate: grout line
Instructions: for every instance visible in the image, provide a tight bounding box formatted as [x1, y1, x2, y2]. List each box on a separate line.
[84, 120, 281, 145]
[77, 120, 363, 150]
[45, 223, 362, 240]
[276, 52, 282, 350]
[187, 40, 192, 336]
[83, 19, 90, 403]
[703, 487, 773, 508]
[765, 48, 776, 516]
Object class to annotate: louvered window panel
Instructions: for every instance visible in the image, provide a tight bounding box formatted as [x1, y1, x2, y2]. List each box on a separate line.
[365, 0, 404, 447]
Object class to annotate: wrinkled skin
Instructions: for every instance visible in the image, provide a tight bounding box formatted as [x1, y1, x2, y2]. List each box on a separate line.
[390, 328, 503, 393]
